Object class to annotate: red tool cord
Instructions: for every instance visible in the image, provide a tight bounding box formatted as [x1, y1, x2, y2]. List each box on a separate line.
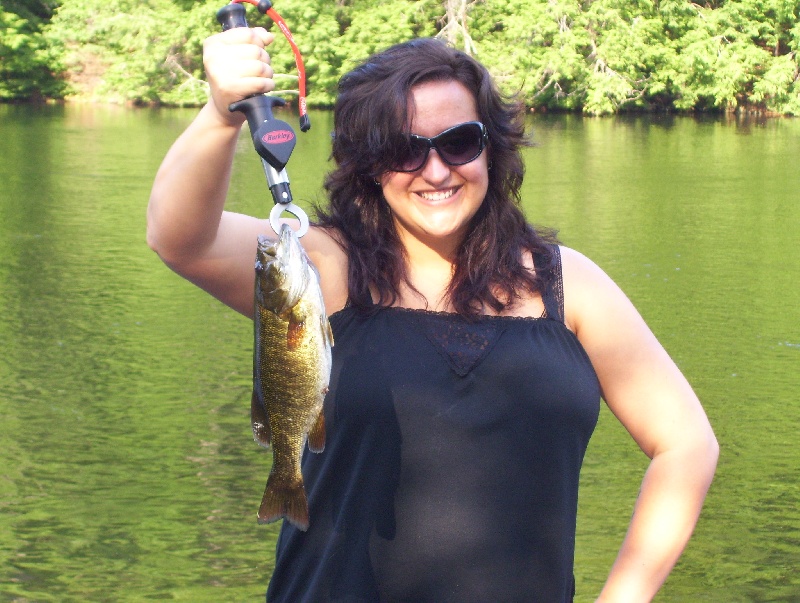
[232, 0, 308, 124]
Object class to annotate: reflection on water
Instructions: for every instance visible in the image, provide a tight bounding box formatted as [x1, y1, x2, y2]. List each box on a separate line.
[0, 105, 798, 601]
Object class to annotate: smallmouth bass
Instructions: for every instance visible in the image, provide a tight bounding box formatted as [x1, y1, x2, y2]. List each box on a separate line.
[252, 223, 333, 531]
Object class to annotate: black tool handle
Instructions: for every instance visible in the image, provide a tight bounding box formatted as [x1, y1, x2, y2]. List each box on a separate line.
[216, 3, 248, 30]
[229, 96, 297, 172]
[215, 3, 297, 174]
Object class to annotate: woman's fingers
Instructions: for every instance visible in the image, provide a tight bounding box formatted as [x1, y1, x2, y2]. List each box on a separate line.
[204, 27, 276, 125]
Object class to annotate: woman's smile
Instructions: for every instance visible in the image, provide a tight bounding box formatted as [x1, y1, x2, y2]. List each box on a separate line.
[416, 186, 460, 203]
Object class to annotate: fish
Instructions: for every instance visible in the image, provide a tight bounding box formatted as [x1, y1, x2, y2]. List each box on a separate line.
[251, 223, 333, 531]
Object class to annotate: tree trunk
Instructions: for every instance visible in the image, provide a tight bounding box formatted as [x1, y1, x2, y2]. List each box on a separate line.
[438, 0, 477, 56]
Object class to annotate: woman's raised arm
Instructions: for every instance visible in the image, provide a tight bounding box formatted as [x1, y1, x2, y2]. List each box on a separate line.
[147, 27, 276, 316]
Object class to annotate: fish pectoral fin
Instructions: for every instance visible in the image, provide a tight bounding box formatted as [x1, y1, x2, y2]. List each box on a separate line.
[251, 391, 272, 448]
[286, 316, 305, 350]
[307, 408, 326, 453]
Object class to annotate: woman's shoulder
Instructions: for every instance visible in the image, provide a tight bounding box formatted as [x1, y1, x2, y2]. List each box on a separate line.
[558, 245, 598, 275]
[303, 225, 350, 315]
[303, 224, 346, 260]
[558, 245, 633, 335]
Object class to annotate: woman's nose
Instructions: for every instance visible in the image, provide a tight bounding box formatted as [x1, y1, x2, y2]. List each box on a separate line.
[420, 149, 451, 182]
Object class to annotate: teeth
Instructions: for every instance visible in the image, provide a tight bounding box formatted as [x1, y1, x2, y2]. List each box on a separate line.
[419, 188, 456, 201]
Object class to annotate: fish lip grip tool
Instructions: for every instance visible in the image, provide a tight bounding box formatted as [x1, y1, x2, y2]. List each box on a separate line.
[217, 0, 310, 237]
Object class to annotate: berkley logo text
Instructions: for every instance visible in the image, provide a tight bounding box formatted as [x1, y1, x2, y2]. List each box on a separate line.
[263, 130, 295, 144]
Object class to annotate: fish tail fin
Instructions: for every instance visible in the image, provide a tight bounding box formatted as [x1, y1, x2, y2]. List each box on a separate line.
[307, 408, 326, 453]
[251, 391, 271, 448]
[258, 475, 309, 531]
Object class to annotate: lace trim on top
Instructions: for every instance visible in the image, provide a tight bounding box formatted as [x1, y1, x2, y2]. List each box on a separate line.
[332, 247, 564, 377]
[413, 310, 505, 377]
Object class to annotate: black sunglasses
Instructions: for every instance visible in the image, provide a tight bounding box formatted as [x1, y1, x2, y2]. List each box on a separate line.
[392, 121, 488, 173]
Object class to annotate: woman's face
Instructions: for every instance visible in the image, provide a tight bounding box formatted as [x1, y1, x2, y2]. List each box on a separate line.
[378, 79, 489, 256]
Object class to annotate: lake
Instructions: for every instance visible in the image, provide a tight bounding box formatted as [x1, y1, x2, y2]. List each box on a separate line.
[0, 103, 798, 601]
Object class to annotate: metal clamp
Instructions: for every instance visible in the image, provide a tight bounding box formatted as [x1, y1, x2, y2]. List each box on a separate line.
[269, 202, 309, 238]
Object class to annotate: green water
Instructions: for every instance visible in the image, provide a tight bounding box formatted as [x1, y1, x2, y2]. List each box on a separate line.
[0, 104, 797, 602]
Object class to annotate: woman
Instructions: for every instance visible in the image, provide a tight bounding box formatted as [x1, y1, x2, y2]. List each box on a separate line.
[148, 28, 718, 603]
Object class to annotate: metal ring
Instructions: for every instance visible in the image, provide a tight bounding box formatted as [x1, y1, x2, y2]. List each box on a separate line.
[269, 202, 309, 238]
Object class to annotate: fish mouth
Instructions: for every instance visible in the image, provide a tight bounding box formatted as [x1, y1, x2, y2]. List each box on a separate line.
[277, 222, 304, 254]
[255, 225, 311, 313]
[256, 225, 301, 263]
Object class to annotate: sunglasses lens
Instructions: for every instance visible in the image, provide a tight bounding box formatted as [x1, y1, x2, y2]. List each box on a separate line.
[397, 138, 431, 172]
[437, 123, 483, 166]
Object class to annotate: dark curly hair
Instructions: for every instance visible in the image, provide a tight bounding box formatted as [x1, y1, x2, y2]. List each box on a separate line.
[315, 37, 557, 317]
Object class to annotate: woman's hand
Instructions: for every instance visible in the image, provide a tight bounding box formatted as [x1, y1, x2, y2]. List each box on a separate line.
[203, 27, 276, 127]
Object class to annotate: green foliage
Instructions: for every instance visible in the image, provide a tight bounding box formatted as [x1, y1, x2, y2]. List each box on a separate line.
[257, 0, 438, 107]
[2, 0, 799, 114]
[0, 0, 58, 20]
[471, 0, 800, 114]
[0, 7, 66, 100]
[661, 0, 800, 114]
[471, 0, 669, 114]
[43, 0, 216, 105]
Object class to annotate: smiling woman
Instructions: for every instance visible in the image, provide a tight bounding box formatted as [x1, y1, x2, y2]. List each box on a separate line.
[147, 33, 718, 603]
[376, 81, 491, 275]
[317, 38, 548, 318]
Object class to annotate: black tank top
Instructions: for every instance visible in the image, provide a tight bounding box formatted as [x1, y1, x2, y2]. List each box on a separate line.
[267, 247, 600, 602]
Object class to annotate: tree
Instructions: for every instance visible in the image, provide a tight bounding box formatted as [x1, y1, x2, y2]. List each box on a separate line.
[0, 6, 66, 100]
